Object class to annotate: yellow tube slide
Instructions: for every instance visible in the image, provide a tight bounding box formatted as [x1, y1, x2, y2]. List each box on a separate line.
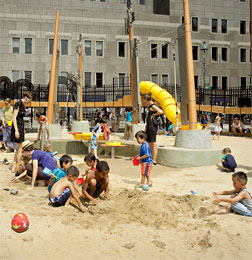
[140, 81, 181, 126]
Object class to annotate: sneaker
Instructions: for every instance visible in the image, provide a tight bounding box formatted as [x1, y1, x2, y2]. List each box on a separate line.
[153, 162, 157, 166]
[135, 184, 143, 188]
[3, 158, 9, 165]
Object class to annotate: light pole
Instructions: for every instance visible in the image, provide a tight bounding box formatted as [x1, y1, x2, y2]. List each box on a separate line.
[200, 41, 208, 89]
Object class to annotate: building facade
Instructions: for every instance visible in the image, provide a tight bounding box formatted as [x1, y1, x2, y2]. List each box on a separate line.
[0, 0, 250, 89]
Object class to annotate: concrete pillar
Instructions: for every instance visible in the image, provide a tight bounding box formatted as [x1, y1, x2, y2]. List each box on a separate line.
[48, 124, 62, 139]
[71, 120, 90, 133]
[175, 130, 212, 149]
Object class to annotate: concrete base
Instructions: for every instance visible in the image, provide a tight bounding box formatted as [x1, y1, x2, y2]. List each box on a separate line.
[71, 121, 90, 133]
[124, 123, 145, 140]
[175, 130, 212, 149]
[48, 124, 62, 139]
[157, 146, 222, 168]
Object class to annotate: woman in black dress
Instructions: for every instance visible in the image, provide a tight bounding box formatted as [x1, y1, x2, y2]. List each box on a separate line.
[142, 92, 163, 165]
[11, 92, 32, 172]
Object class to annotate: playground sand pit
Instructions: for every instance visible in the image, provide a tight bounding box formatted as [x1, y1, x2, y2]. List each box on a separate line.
[0, 135, 251, 260]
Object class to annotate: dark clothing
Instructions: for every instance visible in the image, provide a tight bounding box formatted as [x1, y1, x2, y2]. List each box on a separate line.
[222, 154, 237, 171]
[11, 100, 26, 143]
[86, 180, 103, 198]
[201, 118, 208, 125]
[25, 163, 45, 180]
[146, 105, 158, 143]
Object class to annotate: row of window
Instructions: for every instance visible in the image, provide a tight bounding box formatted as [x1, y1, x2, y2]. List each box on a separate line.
[11, 69, 248, 90]
[192, 46, 250, 63]
[11, 38, 250, 63]
[184, 17, 248, 35]
[83, 0, 146, 4]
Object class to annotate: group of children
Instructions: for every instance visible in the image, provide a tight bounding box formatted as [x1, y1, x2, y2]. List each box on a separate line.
[9, 127, 251, 217]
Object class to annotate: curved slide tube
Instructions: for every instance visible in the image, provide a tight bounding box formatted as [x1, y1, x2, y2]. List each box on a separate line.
[140, 81, 181, 126]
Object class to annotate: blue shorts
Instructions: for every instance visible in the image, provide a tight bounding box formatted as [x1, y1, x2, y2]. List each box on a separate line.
[91, 138, 97, 149]
[49, 187, 71, 207]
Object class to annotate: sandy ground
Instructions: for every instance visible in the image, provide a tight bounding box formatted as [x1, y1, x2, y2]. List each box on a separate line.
[0, 134, 251, 260]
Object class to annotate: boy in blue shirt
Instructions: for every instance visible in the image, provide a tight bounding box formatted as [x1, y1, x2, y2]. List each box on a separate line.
[135, 131, 153, 187]
[47, 155, 73, 192]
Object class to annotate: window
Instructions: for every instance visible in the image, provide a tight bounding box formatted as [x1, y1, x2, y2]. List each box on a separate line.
[120, 0, 126, 3]
[212, 76, 218, 89]
[49, 39, 54, 55]
[24, 71, 32, 82]
[119, 73, 126, 86]
[240, 0, 246, 2]
[162, 74, 168, 86]
[153, 0, 170, 15]
[139, 0, 145, 5]
[240, 21, 246, 35]
[192, 46, 198, 60]
[222, 76, 228, 91]
[96, 41, 103, 57]
[151, 43, 158, 59]
[84, 40, 92, 56]
[194, 76, 198, 88]
[100, 0, 106, 2]
[221, 47, 228, 62]
[48, 71, 51, 83]
[25, 38, 32, 54]
[85, 72, 92, 87]
[151, 74, 158, 84]
[212, 47, 218, 61]
[96, 72, 103, 87]
[192, 17, 198, 32]
[212, 19, 218, 33]
[221, 19, 227, 33]
[61, 71, 68, 78]
[118, 42, 126, 58]
[181, 16, 184, 24]
[12, 38, 20, 54]
[240, 48, 246, 62]
[12, 70, 19, 82]
[161, 43, 168, 59]
[61, 39, 68, 55]
[240, 77, 246, 90]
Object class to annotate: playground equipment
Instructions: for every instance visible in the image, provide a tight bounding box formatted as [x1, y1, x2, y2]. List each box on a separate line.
[140, 81, 202, 130]
[140, 81, 181, 126]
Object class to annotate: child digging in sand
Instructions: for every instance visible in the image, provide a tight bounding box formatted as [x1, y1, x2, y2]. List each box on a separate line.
[47, 155, 73, 192]
[213, 172, 252, 217]
[49, 165, 86, 212]
[134, 130, 153, 188]
[82, 153, 98, 178]
[82, 161, 110, 203]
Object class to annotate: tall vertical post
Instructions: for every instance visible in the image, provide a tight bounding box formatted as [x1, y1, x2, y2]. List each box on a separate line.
[183, 0, 197, 129]
[127, 0, 136, 122]
[48, 10, 59, 124]
[78, 34, 83, 121]
[250, 0, 252, 88]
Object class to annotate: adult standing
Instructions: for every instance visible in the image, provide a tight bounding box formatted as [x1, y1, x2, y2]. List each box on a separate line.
[11, 91, 32, 172]
[1, 98, 16, 152]
[142, 92, 163, 165]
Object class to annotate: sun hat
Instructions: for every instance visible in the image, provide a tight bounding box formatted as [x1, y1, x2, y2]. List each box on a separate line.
[21, 140, 34, 151]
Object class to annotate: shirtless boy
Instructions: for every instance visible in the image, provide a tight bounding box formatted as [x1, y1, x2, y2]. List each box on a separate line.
[49, 165, 86, 212]
[82, 161, 110, 203]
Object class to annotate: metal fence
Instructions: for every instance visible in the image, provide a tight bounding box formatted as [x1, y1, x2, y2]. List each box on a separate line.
[0, 80, 251, 108]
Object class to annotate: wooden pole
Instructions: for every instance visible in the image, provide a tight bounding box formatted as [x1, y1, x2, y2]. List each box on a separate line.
[127, 1, 136, 123]
[48, 10, 59, 124]
[79, 34, 83, 121]
[183, 0, 197, 129]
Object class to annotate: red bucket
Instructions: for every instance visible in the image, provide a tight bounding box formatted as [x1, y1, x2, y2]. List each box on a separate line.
[76, 177, 84, 185]
[132, 157, 139, 166]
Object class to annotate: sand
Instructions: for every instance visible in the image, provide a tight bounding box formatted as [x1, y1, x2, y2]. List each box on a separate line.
[0, 135, 251, 260]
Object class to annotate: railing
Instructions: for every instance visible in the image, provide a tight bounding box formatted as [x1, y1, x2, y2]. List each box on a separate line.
[0, 80, 251, 108]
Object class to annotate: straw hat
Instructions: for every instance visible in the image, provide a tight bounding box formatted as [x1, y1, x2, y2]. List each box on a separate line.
[21, 140, 34, 151]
